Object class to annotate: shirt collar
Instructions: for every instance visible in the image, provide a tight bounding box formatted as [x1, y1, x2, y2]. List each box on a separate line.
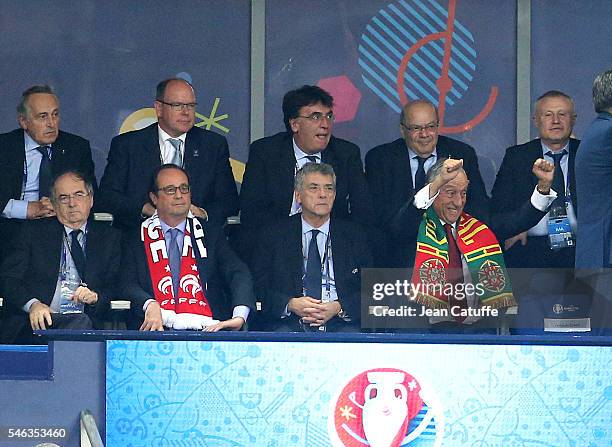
[160, 218, 187, 236]
[407, 146, 437, 160]
[293, 137, 322, 161]
[64, 222, 88, 235]
[24, 131, 45, 152]
[301, 216, 330, 237]
[158, 125, 187, 145]
[540, 139, 569, 156]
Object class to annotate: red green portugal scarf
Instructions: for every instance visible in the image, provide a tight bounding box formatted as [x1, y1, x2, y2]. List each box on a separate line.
[141, 212, 213, 317]
[411, 207, 516, 310]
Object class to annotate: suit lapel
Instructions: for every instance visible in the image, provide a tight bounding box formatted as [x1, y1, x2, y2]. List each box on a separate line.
[329, 220, 348, 294]
[42, 220, 64, 282]
[144, 123, 163, 169]
[394, 140, 414, 194]
[183, 128, 202, 171]
[84, 222, 105, 283]
[280, 135, 298, 209]
[288, 215, 305, 293]
[8, 130, 26, 198]
[568, 139, 579, 210]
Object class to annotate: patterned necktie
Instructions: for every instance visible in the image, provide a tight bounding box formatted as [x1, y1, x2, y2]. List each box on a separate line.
[444, 224, 467, 322]
[70, 229, 86, 281]
[304, 229, 322, 299]
[37, 146, 52, 197]
[414, 155, 431, 192]
[547, 150, 567, 211]
[168, 138, 183, 167]
[168, 228, 181, 298]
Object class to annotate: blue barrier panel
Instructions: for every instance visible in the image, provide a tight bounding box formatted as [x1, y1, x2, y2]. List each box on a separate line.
[0, 345, 50, 381]
[102, 332, 612, 446]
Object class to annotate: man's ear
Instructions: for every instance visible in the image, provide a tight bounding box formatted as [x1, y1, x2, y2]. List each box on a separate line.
[294, 190, 302, 206]
[149, 192, 158, 207]
[18, 114, 27, 130]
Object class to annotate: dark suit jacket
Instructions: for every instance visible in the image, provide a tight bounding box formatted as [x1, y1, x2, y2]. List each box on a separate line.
[0, 128, 96, 263]
[0, 128, 96, 212]
[239, 132, 373, 229]
[120, 218, 255, 321]
[365, 136, 489, 267]
[97, 123, 238, 229]
[490, 138, 579, 268]
[252, 215, 373, 331]
[0, 218, 121, 324]
[576, 112, 612, 268]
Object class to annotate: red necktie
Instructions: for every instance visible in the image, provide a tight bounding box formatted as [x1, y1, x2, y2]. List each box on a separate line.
[444, 224, 467, 322]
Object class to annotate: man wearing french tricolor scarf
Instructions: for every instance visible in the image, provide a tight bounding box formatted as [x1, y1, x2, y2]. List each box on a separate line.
[410, 158, 516, 330]
[121, 164, 255, 331]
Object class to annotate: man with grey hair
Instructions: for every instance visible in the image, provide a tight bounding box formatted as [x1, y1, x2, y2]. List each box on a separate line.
[0, 85, 96, 261]
[574, 69, 612, 334]
[0, 170, 121, 343]
[491, 90, 579, 269]
[409, 158, 514, 331]
[365, 99, 489, 267]
[576, 70, 612, 269]
[252, 162, 372, 332]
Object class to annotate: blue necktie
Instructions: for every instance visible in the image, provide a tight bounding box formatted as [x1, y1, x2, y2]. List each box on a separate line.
[168, 228, 181, 297]
[70, 229, 86, 281]
[547, 150, 567, 210]
[414, 155, 431, 192]
[304, 229, 322, 299]
[37, 145, 52, 197]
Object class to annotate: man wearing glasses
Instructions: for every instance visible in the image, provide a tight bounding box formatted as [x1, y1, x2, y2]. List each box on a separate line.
[0, 170, 121, 343]
[121, 164, 254, 331]
[365, 100, 489, 267]
[98, 78, 238, 230]
[239, 85, 373, 263]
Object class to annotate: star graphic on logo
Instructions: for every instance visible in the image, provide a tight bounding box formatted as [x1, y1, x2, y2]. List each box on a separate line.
[165, 265, 171, 272]
[408, 379, 417, 391]
[339, 405, 356, 421]
[191, 264, 197, 271]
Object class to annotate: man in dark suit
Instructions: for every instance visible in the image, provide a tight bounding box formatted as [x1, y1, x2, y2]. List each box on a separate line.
[491, 90, 579, 268]
[575, 70, 612, 334]
[97, 78, 238, 230]
[253, 163, 372, 332]
[576, 72, 612, 269]
[0, 171, 120, 343]
[238, 85, 372, 262]
[0, 85, 96, 261]
[365, 100, 489, 267]
[121, 164, 254, 331]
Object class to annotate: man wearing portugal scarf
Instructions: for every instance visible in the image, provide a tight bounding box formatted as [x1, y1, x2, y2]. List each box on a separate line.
[121, 164, 255, 331]
[411, 158, 516, 328]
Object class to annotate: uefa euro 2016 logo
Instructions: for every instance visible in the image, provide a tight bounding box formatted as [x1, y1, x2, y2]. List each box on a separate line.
[328, 368, 444, 446]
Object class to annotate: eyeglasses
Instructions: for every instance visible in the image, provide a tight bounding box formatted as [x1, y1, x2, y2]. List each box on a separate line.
[297, 112, 335, 122]
[401, 122, 439, 133]
[157, 100, 197, 111]
[56, 191, 90, 205]
[158, 184, 191, 195]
